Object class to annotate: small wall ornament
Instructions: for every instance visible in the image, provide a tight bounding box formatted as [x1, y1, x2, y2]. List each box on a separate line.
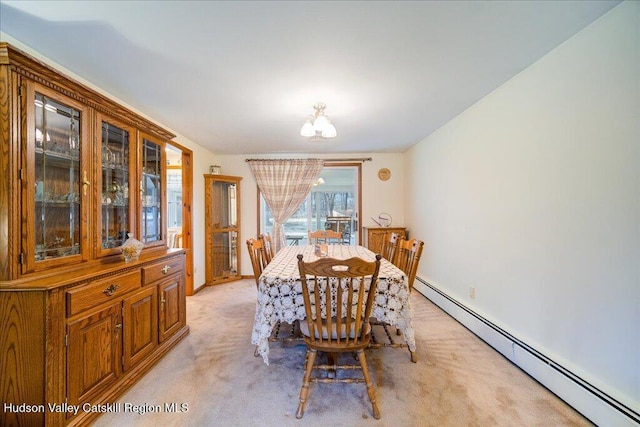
[378, 168, 391, 181]
[210, 165, 222, 175]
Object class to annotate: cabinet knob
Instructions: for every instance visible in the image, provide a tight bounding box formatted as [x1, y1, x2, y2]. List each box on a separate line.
[161, 265, 171, 274]
[103, 284, 120, 296]
[115, 323, 122, 329]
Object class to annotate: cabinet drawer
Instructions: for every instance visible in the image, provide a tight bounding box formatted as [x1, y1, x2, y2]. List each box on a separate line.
[67, 270, 141, 317]
[142, 257, 183, 285]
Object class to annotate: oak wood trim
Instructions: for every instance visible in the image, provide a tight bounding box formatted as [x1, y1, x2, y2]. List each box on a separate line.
[167, 140, 194, 295]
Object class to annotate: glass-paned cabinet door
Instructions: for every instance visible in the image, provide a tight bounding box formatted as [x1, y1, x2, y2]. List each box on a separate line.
[204, 175, 241, 284]
[97, 114, 136, 256]
[23, 84, 89, 273]
[140, 136, 164, 245]
[210, 181, 238, 228]
[211, 231, 238, 277]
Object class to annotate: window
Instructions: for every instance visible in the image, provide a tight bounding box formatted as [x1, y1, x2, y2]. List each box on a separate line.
[167, 168, 182, 228]
[259, 164, 361, 245]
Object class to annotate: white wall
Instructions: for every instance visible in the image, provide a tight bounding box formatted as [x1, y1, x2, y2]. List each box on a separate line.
[404, 0, 639, 417]
[217, 153, 404, 278]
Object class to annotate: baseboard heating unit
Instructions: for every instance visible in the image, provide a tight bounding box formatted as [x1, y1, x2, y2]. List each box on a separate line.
[413, 277, 639, 427]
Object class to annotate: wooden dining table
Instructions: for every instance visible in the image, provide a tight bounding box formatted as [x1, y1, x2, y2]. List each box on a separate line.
[251, 244, 417, 364]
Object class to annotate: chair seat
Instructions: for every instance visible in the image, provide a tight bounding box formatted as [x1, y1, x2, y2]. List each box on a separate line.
[300, 317, 370, 340]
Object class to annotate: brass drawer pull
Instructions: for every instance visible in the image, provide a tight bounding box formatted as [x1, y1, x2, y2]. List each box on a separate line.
[103, 284, 120, 296]
[161, 265, 171, 274]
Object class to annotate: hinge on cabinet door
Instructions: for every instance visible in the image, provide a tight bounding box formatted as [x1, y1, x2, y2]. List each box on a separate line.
[65, 334, 68, 347]
[17, 86, 23, 97]
[18, 253, 24, 265]
[19, 168, 24, 181]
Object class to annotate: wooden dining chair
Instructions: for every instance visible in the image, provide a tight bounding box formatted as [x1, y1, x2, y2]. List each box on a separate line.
[295, 254, 382, 420]
[394, 238, 424, 292]
[308, 229, 343, 244]
[380, 232, 400, 263]
[246, 238, 269, 288]
[260, 233, 275, 263]
[174, 233, 183, 248]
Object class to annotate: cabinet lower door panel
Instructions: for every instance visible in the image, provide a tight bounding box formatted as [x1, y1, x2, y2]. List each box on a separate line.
[158, 277, 185, 343]
[123, 287, 157, 371]
[67, 304, 121, 406]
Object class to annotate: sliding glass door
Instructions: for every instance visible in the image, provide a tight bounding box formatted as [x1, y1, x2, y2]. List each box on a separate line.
[259, 164, 360, 246]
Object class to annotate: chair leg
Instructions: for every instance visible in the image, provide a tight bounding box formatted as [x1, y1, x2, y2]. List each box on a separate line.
[327, 352, 337, 379]
[296, 348, 317, 419]
[357, 350, 380, 419]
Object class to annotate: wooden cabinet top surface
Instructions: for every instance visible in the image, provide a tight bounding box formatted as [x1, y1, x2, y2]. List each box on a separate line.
[0, 248, 186, 291]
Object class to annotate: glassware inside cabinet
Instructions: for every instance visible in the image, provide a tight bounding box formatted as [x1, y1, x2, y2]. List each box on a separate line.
[141, 138, 163, 244]
[210, 181, 237, 228]
[100, 121, 130, 250]
[33, 93, 82, 261]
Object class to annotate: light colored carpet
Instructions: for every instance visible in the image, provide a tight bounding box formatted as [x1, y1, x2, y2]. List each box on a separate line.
[93, 279, 591, 426]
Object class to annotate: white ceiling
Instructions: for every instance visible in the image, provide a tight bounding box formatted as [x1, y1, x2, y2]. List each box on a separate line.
[0, 1, 620, 155]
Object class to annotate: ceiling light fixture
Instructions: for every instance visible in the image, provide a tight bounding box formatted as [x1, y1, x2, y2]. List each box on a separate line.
[300, 103, 337, 141]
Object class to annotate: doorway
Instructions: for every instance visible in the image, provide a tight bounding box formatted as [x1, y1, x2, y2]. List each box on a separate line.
[165, 142, 194, 295]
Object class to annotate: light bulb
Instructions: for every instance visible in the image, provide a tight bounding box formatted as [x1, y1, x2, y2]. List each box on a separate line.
[300, 117, 315, 137]
[313, 115, 329, 132]
[322, 122, 337, 138]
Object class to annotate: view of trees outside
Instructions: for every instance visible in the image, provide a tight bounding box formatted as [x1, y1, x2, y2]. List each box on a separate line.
[260, 167, 357, 245]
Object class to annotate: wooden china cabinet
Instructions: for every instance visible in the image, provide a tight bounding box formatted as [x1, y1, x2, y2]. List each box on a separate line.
[204, 174, 242, 285]
[0, 43, 188, 426]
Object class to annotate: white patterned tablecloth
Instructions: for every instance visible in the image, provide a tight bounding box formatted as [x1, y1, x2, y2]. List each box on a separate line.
[251, 245, 416, 364]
